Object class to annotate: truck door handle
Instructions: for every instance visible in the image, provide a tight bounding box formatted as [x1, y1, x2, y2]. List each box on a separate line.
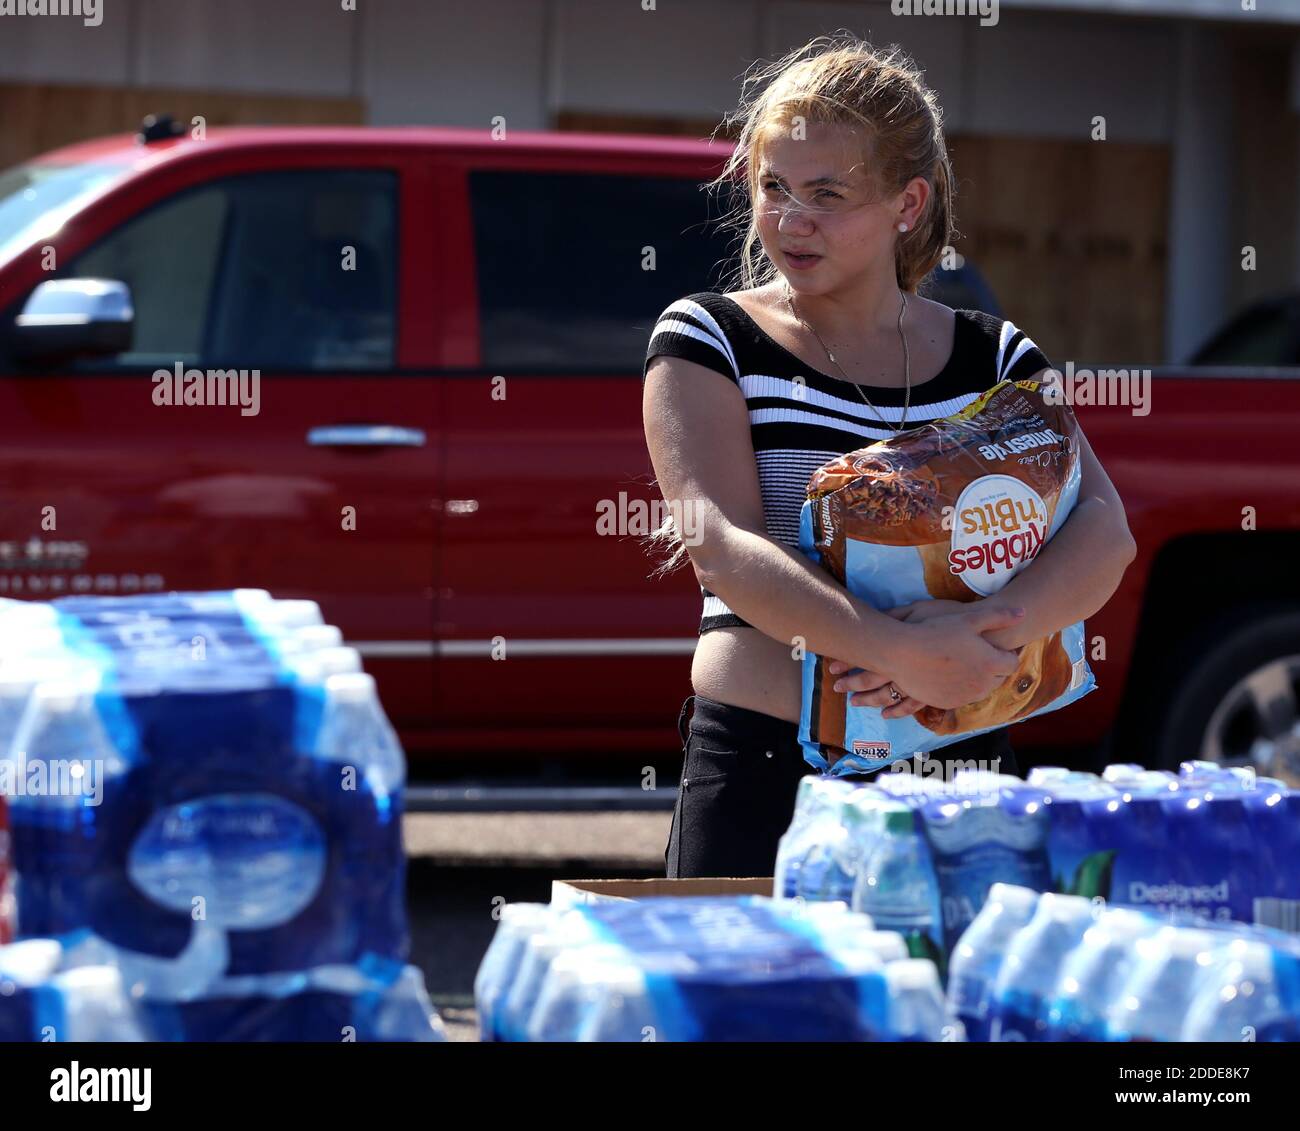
[307, 425, 427, 448]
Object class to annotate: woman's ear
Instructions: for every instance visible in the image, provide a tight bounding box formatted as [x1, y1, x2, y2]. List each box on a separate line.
[896, 174, 931, 231]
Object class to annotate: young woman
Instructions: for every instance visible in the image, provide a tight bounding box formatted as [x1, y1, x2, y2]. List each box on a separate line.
[641, 36, 1136, 880]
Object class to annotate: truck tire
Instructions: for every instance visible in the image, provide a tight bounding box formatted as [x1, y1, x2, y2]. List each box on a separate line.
[1150, 603, 1300, 787]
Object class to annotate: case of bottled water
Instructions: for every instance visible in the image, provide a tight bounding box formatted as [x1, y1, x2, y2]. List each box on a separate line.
[476, 895, 960, 1042]
[0, 592, 440, 1041]
[946, 885, 1300, 1041]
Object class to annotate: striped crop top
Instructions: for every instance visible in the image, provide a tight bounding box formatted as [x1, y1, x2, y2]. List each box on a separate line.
[642, 290, 1054, 634]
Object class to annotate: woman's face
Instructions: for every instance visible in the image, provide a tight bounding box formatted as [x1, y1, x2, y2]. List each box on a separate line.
[753, 121, 915, 294]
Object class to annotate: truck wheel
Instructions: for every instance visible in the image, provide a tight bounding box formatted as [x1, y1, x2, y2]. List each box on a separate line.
[1151, 604, 1300, 787]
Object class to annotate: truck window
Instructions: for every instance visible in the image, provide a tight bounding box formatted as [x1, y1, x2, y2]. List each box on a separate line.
[72, 187, 227, 367]
[469, 170, 736, 371]
[1191, 303, 1299, 366]
[67, 169, 398, 371]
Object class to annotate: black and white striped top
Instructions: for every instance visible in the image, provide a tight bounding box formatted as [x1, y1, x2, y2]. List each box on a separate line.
[642, 291, 1053, 634]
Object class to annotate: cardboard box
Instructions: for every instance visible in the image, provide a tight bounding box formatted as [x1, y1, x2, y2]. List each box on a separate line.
[551, 876, 774, 907]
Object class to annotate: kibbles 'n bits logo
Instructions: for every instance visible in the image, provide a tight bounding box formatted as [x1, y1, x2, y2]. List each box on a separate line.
[948, 474, 1048, 595]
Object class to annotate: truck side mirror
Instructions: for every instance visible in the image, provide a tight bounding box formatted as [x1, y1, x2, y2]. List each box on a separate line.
[11, 278, 134, 364]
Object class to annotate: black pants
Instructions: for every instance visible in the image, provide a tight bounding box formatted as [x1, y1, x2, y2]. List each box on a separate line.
[664, 693, 1019, 880]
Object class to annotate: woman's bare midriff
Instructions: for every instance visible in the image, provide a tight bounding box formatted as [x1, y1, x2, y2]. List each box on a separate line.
[691, 626, 804, 724]
[684, 290, 955, 726]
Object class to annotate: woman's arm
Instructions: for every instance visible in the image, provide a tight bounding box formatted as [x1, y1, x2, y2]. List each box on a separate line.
[889, 417, 1135, 651]
[829, 400, 1137, 715]
[642, 354, 1026, 710]
[978, 420, 1136, 651]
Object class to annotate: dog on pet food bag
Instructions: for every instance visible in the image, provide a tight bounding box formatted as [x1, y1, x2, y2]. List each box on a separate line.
[798, 380, 1096, 774]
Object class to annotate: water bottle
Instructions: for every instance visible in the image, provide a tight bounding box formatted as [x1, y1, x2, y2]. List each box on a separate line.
[1069, 769, 1179, 915]
[0, 653, 101, 755]
[527, 942, 643, 1041]
[1042, 906, 1162, 1040]
[795, 788, 881, 905]
[578, 956, 665, 1041]
[1161, 781, 1253, 925]
[873, 770, 945, 800]
[1241, 780, 1300, 935]
[281, 624, 344, 653]
[1177, 760, 1259, 790]
[1100, 763, 1149, 783]
[1033, 771, 1117, 903]
[830, 790, 897, 907]
[498, 910, 601, 1041]
[0, 599, 59, 636]
[11, 662, 407, 979]
[140, 958, 446, 1041]
[613, 926, 891, 1041]
[883, 958, 956, 1041]
[569, 933, 876, 1041]
[360, 963, 447, 1042]
[1181, 939, 1300, 1042]
[475, 903, 553, 1041]
[947, 883, 1041, 1041]
[1029, 766, 1109, 790]
[1102, 766, 1182, 796]
[744, 946, 894, 1042]
[949, 768, 1026, 796]
[785, 790, 857, 909]
[7, 676, 132, 936]
[54, 592, 321, 678]
[0, 937, 144, 1041]
[53, 589, 271, 619]
[855, 929, 908, 963]
[1027, 766, 1074, 784]
[1104, 926, 1228, 1041]
[312, 671, 405, 800]
[853, 805, 944, 970]
[252, 599, 324, 632]
[919, 781, 1053, 953]
[987, 892, 1095, 1041]
[482, 897, 953, 1042]
[775, 777, 853, 898]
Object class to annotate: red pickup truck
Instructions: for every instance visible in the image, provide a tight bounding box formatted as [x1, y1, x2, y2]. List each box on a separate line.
[0, 122, 1296, 782]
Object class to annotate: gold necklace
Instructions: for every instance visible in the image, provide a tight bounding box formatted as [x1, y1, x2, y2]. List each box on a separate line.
[783, 284, 912, 433]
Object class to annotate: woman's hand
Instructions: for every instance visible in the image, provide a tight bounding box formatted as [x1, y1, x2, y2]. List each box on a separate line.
[882, 598, 974, 625]
[825, 600, 951, 716]
[826, 600, 979, 686]
[826, 661, 929, 720]
[827, 604, 1027, 713]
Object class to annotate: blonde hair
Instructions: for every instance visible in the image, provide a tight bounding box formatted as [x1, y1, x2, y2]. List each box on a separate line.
[645, 32, 956, 577]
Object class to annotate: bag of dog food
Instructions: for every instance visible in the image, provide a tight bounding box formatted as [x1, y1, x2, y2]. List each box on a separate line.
[798, 379, 1097, 775]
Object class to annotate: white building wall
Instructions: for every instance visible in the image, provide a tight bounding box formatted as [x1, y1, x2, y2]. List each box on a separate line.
[1165, 23, 1236, 360]
[0, 3, 132, 83]
[963, 11, 1176, 141]
[0, 0, 1185, 142]
[1, 0, 1297, 360]
[132, 0, 356, 96]
[361, 0, 549, 128]
[550, 0, 760, 122]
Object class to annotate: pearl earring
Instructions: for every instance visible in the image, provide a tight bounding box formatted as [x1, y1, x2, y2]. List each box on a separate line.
[897, 222, 909, 233]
